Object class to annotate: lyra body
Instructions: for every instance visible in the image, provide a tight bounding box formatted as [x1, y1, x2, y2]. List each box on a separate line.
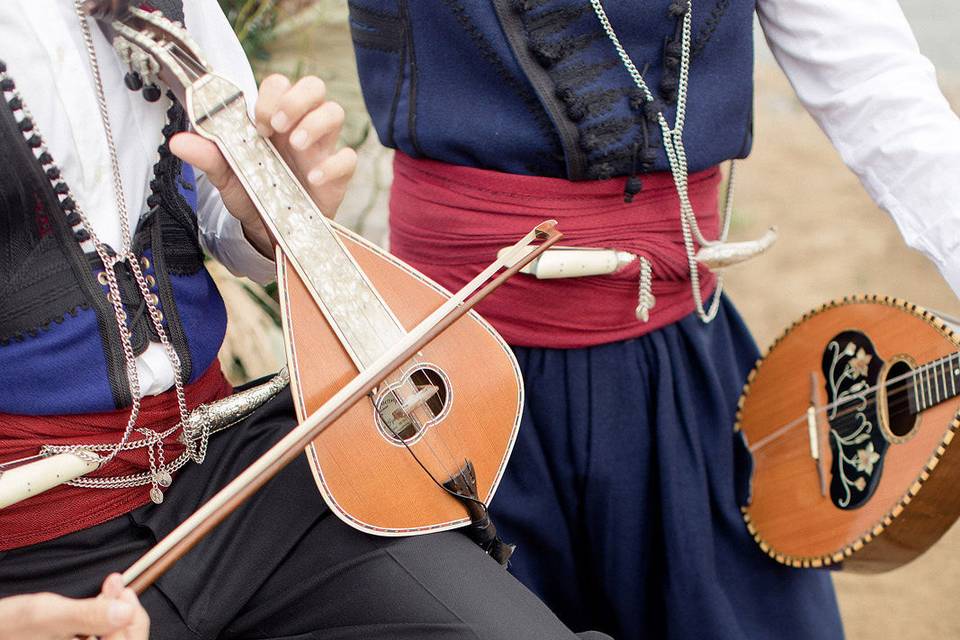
[105, 5, 528, 536]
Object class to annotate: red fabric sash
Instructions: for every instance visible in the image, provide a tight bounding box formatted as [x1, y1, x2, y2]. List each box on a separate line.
[389, 152, 721, 348]
[0, 363, 233, 550]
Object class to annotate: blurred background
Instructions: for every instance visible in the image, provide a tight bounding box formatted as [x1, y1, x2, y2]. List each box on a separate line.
[213, 1, 960, 637]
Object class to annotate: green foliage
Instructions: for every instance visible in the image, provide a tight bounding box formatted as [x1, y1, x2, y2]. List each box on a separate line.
[218, 0, 280, 64]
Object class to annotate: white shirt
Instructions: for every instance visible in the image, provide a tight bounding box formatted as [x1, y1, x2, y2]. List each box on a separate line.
[0, 0, 274, 396]
[1, 1, 958, 396]
[758, 0, 960, 295]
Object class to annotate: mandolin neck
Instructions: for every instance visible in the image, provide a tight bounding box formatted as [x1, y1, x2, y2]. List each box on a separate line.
[908, 352, 960, 414]
[185, 73, 405, 369]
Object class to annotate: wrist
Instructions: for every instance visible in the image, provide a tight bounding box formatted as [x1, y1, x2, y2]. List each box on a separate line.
[238, 214, 275, 259]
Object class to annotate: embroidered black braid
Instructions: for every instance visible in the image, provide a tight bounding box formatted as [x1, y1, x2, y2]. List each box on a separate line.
[505, 1, 698, 180]
[509, 0, 552, 12]
[578, 116, 635, 153]
[525, 5, 590, 35]
[550, 59, 619, 86]
[558, 86, 632, 123]
[692, 0, 732, 59]
[527, 31, 604, 69]
[587, 146, 639, 180]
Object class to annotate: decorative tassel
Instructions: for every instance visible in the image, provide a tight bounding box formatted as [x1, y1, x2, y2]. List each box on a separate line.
[635, 256, 656, 322]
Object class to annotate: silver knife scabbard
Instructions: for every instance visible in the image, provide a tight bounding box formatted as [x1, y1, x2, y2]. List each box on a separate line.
[0, 369, 290, 509]
[180, 368, 290, 446]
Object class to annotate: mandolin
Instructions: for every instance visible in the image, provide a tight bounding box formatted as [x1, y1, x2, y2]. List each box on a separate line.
[88, 2, 556, 545]
[736, 294, 960, 572]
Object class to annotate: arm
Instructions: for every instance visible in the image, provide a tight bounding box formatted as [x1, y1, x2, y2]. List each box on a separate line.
[757, 0, 960, 295]
[173, 0, 358, 284]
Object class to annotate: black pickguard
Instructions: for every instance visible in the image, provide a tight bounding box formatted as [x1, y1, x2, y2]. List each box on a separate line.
[822, 330, 889, 510]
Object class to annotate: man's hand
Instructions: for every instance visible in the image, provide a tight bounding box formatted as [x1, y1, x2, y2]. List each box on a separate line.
[0, 573, 149, 640]
[169, 74, 359, 258]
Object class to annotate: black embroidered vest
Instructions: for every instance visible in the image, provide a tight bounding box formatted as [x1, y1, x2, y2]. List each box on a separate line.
[349, 0, 755, 181]
[0, 19, 228, 415]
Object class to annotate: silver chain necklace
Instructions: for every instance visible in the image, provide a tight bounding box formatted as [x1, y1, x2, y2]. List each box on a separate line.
[590, 0, 735, 322]
[43, 1, 199, 503]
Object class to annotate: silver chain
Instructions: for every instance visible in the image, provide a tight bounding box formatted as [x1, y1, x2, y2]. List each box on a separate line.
[590, 0, 736, 322]
[41, 2, 201, 503]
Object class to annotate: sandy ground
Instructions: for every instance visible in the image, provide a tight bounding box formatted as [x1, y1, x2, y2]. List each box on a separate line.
[234, 5, 960, 637]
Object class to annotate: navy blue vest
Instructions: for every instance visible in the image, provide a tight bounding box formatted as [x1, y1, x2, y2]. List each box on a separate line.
[0, 76, 227, 416]
[349, 0, 755, 181]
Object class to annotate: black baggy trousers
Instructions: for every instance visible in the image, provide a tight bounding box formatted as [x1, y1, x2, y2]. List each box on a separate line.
[0, 387, 607, 639]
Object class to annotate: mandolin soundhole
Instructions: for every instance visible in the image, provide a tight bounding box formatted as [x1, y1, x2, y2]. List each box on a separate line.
[374, 364, 452, 446]
[881, 359, 920, 441]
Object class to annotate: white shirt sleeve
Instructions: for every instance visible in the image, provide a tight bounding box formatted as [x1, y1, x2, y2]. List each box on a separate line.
[757, 0, 960, 297]
[183, 0, 276, 285]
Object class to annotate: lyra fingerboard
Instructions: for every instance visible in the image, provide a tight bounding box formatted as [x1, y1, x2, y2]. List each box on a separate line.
[187, 73, 404, 369]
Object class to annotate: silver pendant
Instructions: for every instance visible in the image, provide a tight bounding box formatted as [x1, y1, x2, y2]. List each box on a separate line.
[150, 487, 164, 504]
[156, 470, 173, 487]
[695, 227, 778, 270]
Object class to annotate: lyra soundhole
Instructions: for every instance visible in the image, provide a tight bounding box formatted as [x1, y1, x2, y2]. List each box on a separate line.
[374, 365, 452, 445]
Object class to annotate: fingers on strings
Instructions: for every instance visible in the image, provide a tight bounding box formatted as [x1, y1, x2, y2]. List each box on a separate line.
[255, 75, 329, 140]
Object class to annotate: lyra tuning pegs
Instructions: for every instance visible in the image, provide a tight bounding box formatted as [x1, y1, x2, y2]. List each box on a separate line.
[112, 36, 161, 101]
[124, 70, 143, 91]
[142, 83, 162, 102]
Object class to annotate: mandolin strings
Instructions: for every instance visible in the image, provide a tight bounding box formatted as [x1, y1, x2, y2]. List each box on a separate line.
[749, 350, 960, 452]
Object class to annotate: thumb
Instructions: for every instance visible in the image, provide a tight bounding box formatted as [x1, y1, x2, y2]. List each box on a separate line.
[168, 132, 234, 190]
[20, 592, 134, 637]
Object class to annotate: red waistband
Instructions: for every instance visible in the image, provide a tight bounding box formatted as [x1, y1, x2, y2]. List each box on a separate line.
[0, 363, 233, 550]
[388, 152, 720, 348]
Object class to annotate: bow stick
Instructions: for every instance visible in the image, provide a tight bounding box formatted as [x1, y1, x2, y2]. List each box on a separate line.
[75, 0, 564, 591]
[122, 221, 562, 593]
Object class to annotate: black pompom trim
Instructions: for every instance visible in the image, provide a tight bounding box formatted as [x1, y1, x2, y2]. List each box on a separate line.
[623, 175, 643, 203]
[668, 0, 690, 17]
